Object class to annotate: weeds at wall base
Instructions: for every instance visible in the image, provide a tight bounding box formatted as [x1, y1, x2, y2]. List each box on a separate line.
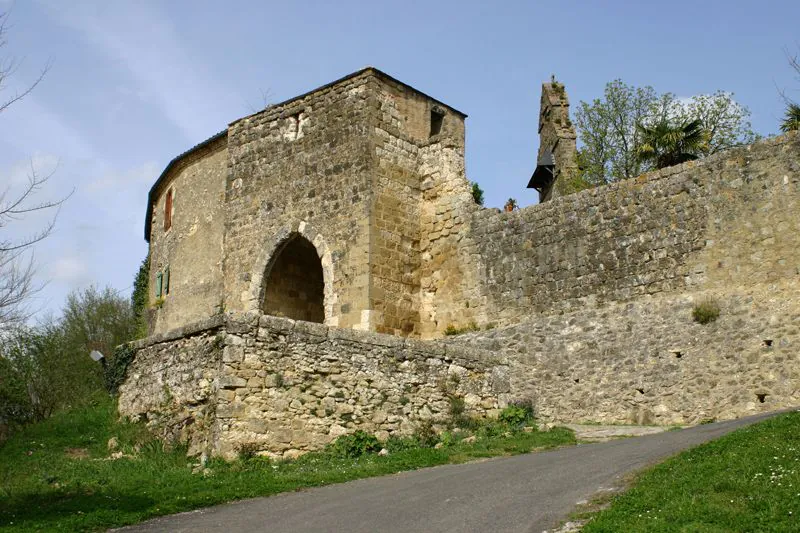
[0, 397, 575, 532]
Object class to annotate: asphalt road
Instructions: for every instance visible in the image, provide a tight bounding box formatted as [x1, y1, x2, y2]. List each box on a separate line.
[117, 410, 785, 533]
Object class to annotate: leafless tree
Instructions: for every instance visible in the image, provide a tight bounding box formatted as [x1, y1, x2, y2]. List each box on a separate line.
[0, 11, 67, 328]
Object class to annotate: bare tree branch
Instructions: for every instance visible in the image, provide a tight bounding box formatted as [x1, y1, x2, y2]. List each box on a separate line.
[0, 11, 66, 329]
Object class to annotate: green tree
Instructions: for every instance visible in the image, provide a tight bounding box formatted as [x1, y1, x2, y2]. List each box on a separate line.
[575, 80, 755, 185]
[780, 47, 800, 132]
[781, 103, 800, 132]
[470, 181, 484, 206]
[636, 118, 707, 169]
[131, 253, 150, 338]
[0, 285, 136, 429]
[575, 80, 660, 185]
[681, 91, 756, 155]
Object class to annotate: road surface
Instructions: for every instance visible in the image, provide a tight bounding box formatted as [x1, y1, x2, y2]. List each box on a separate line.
[117, 410, 784, 533]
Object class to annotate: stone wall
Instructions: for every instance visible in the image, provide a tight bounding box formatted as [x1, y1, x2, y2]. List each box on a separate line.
[148, 136, 227, 334]
[446, 284, 800, 425]
[369, 75, 467, 336]
[119, 313, 508, 459]
[434, 132, 800, 335]
[225, 71, 374, 331]
[118, 316, 224, 455]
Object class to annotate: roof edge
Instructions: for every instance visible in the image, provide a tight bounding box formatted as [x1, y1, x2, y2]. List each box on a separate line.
[144, 130, 227, 242]
[231, 66, 467, 128]
[144, 66, 468, 242]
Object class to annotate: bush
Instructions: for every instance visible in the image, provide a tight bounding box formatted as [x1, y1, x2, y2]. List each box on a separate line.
[384, 435, 420, 453]
[413, 420, 439, 448]
[443, 322, 480, 336]
[470, 182, 484, 206]
[0, 285, 139, 433]
[692, 298, 720, 325]
[499, 399, 535, 428]
[331, 430, 381, 458]
[236, 441, 262, 461]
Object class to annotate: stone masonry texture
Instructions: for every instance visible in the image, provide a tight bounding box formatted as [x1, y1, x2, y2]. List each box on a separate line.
[119, 313, 506, 459]
[129, 68, 800, 456]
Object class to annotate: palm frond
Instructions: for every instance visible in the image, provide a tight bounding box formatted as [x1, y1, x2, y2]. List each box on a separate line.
[780, 103, 800, 133]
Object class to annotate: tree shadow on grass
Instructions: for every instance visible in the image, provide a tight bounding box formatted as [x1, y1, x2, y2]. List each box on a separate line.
[0, 489, 156, 530]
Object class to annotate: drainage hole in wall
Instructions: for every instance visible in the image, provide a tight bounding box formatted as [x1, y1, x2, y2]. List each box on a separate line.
[574, 378, 580, 384]
[763, 339, 773, 347]
[756, 393, 767, 403]
[636, 388, 645, 395]
[674, 351, 683, 359]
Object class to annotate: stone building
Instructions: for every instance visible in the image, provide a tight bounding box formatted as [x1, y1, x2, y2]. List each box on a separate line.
[127, 67, 800, 457]
[145, 67, 474, 339]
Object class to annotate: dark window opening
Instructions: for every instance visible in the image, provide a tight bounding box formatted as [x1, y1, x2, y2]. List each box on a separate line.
[164, 189, 173, 231]
[164, 266, 170, 295]
[262, 236, 324, 323]
[155, 271, 163, 298]
[430, 108, 444, 137]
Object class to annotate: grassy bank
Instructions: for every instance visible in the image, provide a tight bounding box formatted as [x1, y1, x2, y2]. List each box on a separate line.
[582, 411, 800, 532]
[0, 397, 574, 532]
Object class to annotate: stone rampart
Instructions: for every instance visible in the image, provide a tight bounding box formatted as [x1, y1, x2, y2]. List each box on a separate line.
[433, 132, 800, 333]
[119, 313, 507, 459]
[446, 284, 800, 425]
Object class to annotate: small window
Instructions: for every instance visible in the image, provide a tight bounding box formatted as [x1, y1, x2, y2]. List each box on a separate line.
[164, 189, 173, 231]
[163, 266, 170, 295]
[155, 271, 163, 298]
[430, 108, 445, 137]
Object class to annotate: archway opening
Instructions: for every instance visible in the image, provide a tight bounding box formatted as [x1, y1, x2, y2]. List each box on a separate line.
[262, 236, 325, 323]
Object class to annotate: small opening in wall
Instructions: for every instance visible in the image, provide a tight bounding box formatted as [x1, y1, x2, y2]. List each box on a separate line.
[636, 388, 645, 395]
[756, 393, 767, 403]
[673, 351, 683, 359]
[574, 378, 580, 384]
[430, 108, 444, 137]
[164, 188, 173, 232]
[763, 339, 773, 347]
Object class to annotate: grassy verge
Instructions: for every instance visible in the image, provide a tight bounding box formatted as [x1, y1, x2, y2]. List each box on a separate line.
[0, 397, 574, 532]
[582, 411, 800, 532]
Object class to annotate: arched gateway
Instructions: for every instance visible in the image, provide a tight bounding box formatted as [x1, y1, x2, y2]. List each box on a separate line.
[261, 234, 325, 323]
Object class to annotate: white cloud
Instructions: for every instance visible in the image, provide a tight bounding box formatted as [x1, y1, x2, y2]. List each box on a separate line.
[48, 255, 90, 284]
[0, 92, 97, 162]
[38, 0, 232, 142]
[86, 161, 158, 194]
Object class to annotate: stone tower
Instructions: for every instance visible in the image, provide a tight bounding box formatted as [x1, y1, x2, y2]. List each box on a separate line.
[528, 78, 578, 202]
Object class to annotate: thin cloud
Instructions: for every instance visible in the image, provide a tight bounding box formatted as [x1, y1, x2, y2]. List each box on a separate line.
[39, 0, 233, 142]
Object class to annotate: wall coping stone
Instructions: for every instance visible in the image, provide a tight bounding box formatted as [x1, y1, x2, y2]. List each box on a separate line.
[131, 314, 224, 349]
[132, 312, 502, 367]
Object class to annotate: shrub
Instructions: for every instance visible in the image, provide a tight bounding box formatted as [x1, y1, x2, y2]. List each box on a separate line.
[470, 181, 484, 206]
[384, 435, 420, 453]
[443, 322, 480, 336]
[413, 419, 439, 448]
[499, 399, 535, 428]
[235, 441, 261, 461]
[331, 430, 381, 458]
[448, 395, 465, 418]
[692, 298, 720, 325]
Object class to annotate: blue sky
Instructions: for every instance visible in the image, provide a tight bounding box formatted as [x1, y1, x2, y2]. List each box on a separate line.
[2, 0, 799, 320]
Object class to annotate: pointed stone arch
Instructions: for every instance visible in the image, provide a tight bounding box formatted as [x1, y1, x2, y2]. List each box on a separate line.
[247, 221, 337, 326]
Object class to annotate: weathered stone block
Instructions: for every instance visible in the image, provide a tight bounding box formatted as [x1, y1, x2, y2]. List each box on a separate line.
[219, 376, 247, 389]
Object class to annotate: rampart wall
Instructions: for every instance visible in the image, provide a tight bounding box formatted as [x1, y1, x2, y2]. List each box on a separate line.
[434, 133, 800, 333]
[119, 313, 507, 459]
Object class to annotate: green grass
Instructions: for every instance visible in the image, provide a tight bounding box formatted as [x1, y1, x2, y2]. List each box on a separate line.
[0, 397, 575, 532]
[582, 411, 800, 532]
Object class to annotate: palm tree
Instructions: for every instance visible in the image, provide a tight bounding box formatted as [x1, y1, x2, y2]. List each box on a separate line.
[780, 102, 800, 133]
[635, 118, 707, 170]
